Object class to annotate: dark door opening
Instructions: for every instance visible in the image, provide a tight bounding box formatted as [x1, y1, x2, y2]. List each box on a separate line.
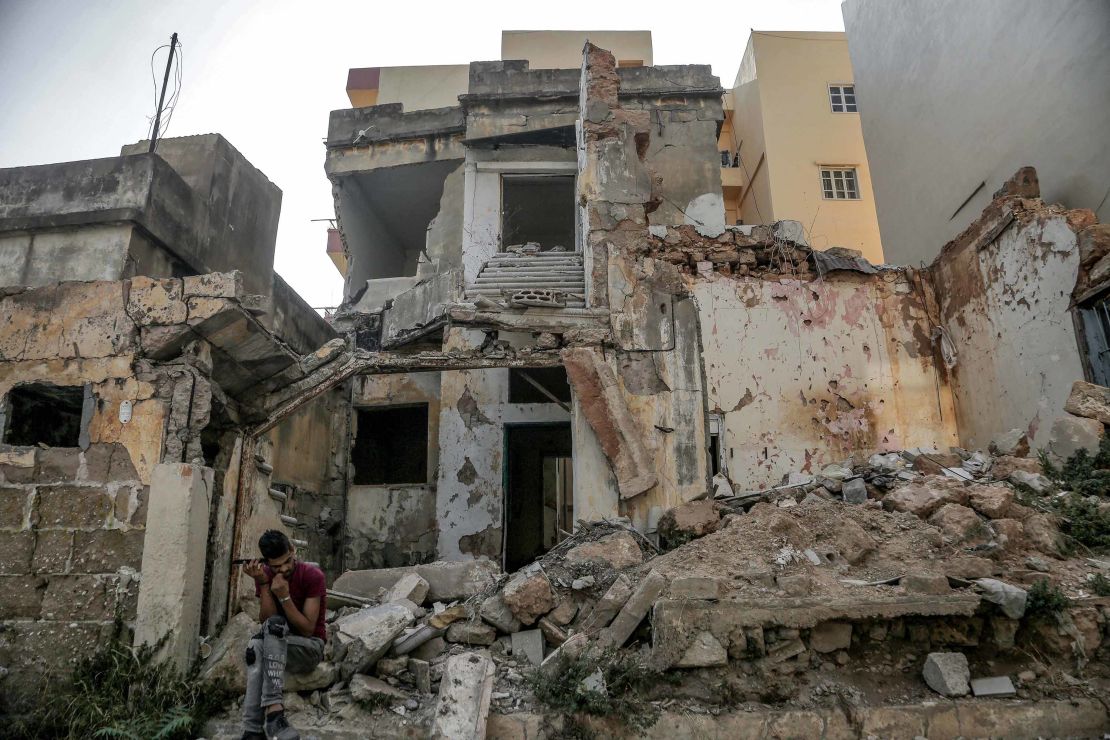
[504, 423, 573, 572]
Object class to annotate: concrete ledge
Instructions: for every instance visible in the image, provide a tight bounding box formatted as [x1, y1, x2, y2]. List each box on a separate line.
[326, 104, 466, 147]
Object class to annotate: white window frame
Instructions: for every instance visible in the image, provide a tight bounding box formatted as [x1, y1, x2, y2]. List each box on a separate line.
[828, 83, 857, 113]
[820, 167, 861, 200]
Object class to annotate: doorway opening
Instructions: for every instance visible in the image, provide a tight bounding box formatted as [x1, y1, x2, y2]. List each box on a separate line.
[503, 423, 573, 572]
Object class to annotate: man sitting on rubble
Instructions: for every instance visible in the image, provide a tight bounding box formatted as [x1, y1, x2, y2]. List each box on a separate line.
[240, 529, 327, 740]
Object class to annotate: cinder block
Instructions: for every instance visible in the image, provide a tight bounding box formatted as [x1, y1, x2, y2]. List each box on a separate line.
[71, 529, 145, 573]
[0, 531, 34, 574]
[0, 486, 30, 528]
[34, 486, 111, 528]
[0, 575, 45, 618]
[40, 575, 115, 621]
[30, 530, 73, 574]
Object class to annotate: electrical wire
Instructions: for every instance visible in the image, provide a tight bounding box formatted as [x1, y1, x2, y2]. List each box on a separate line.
[145, 40, 184, 142]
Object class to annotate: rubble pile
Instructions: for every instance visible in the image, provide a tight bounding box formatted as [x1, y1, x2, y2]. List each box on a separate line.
[202, 434, 1110, 735]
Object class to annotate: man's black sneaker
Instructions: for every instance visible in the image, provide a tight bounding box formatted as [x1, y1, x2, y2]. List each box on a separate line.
[264, 710, 300, 740]
[240, 733, 266, 740]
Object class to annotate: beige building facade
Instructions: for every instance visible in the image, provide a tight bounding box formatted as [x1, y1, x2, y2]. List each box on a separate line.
[720, 31, 884, 263]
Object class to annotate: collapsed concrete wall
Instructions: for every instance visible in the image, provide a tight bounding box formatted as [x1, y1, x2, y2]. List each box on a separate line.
[930, 182, 1093, 451]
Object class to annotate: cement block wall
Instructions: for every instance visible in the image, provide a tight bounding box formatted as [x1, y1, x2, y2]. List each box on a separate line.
[0, 444, 146, 709]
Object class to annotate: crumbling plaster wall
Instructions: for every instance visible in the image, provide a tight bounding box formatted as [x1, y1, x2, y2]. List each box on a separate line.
[695, 271, 958, 487]
[931, 202, 1088, 450]
[345, 372, 441, 570]
[435, 328, 571, 562]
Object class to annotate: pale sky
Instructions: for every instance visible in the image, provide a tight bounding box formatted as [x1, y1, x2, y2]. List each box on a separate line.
[0, 0, 845, 309]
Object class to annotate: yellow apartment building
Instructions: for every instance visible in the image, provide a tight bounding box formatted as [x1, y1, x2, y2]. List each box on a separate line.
[720, 31, 884, 263]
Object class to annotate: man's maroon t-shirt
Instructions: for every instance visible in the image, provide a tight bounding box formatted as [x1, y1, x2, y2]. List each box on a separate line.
[256, 561, 328, 641]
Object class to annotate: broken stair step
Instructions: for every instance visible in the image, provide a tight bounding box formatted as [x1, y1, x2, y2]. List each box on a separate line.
[477, 268, 585, 276]
[290, 538, 308, 548]
[280, 514, 299, 526]
[268, 488, 288, 504]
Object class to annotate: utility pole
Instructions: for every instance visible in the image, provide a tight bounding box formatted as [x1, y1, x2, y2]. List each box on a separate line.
[149, 32, 179, 153]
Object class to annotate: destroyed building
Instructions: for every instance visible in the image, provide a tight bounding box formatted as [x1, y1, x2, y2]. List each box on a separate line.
[2, 29, 1110, 738]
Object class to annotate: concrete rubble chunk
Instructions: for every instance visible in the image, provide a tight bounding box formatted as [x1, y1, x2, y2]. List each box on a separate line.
[538, 616, 568, 646]
[409, 657, 431, 694]
[1064, 380, 1110, 425]
[971, 675, 1017, 697]
[829, 517, 876, 564]
[501, 565, 557, 625]
[349, 674, 407, 704]
[565, 530, 643, 570]
[446, 620, 497, 646]
[599, 570, 667, 648]
[511, 629, 545, 666]
[1008, 469, 1053, 495]
[199, 612, 259, 692]
[1024, 513, 1066, 557]
[974, 578, 1027, 619]
[410, 635, 447, 662]
[657, 499, 724, 548]
[884, 479, 968, 518]
[808, 621, 852, 653]
[381, 572, 430, 606]
[902, 573, 951, 595]
[990, 429, 1031, 458]
[929, 503, 990, 545]
[991, 455, 1042, 480]
[675, 630, 727, 668]
[580, 668, 606, 695]
[430, 652, 495, 740]
[1046, 414, 1104, 465]
[968, 485, 1014, 519]
[332, 559, 500, 603]
[841, 477, 868, 504]
[334, 603, 414, 678]
[284, 661, 338, 692]
[479, 594, 522, 634]
[670, 576, 722, 600]
[766, 638, 806, 663]
[547, 598, 578, 626]
[922, 652, 970, 697]
[579, 574, 633, 631]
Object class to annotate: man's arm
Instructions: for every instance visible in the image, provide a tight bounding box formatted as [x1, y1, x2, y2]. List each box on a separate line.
[245, 560, 277, 621]
[270, 573, 319, 637]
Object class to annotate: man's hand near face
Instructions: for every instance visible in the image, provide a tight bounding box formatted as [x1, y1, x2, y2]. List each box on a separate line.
[271, 573, 290, 600]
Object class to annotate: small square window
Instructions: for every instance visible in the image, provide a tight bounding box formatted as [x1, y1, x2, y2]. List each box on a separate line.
[352, 405, 429, 485]
[829, 84, 857, 113]
[2, 383, 89, 447]
[819, 168, 861, 200]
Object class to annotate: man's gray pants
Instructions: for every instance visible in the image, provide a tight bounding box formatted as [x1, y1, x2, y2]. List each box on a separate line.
[242, 614, 325, 733]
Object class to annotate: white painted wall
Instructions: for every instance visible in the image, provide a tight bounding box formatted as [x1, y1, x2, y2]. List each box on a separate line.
[843, 0, 1110, 264]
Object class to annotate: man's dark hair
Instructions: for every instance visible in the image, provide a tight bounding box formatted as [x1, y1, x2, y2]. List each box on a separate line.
[259, 529, 292, 560]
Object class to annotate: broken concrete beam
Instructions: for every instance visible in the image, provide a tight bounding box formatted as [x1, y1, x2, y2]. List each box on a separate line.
[332, 559, 500, 603]
[598, 570, 667, 649]
[390, 624, 446, 657]
[578, 574, 633, 632]
[564, 530, 643, 570]
[922, 652, 970, 697]
[333, 603, 414, 679]
[562, 347, 657, 498]
[382, 572, 430, 606]
[430, 652, 495, 740]
[501, 565, 556, 626]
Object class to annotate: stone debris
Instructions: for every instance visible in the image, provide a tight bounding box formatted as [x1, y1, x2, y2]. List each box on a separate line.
[430, 652, 495, 740]
[381, 572, 430, 606]
[922, 652, 971, 697]
[657, 499, 724, 548]
[510, 629, 545, 666]
[841, 477, 868, 504]
[564, 530, 643, 569]
[333, 603, 414, 679]
[970, 675, 1017, 697]
[973, 578, 1027, 619]
[501, 565, 557, 625]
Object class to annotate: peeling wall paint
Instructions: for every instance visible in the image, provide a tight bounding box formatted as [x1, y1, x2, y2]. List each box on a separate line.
[932, 213, 1085, 450]
[694, 271, 958, 488]
[435, 328, 571, 563]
